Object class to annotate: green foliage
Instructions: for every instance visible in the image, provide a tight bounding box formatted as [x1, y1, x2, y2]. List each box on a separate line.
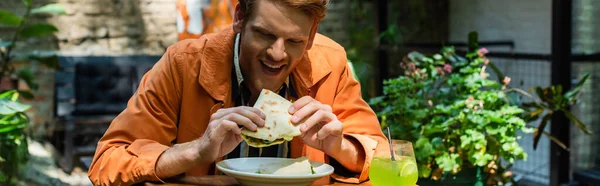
[346, 0, 377, 99]
[0, 1, 65, 185]
[0, 10, 22, 26]
[19, 23, 59, 38]
[369, 32, 590, 185]
[0, 91, 30, 185]
[31, 4, 67, 15]
[512, 72, 591, 150]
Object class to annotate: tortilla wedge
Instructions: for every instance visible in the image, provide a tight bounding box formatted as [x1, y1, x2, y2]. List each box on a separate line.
[257, 156, 315, 175]
[241, 89, 302, 148]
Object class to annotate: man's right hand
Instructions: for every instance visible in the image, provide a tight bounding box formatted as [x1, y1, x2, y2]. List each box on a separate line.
[196, 106, 266, 163]
[155, 106, 265, 179]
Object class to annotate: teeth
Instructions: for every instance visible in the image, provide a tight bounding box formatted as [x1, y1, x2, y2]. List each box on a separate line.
[262, 61, 284, 69]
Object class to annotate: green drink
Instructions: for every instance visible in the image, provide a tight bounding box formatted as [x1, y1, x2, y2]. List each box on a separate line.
[369, 139, 419, 186]
[369, 156, 418, 186]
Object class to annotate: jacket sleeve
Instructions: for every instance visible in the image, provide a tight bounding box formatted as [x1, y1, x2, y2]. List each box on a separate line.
[330, 61, 390, 183]
[88, 46, 183, 186]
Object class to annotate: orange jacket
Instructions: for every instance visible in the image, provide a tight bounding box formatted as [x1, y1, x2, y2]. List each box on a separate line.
[88, 27, 389, 186]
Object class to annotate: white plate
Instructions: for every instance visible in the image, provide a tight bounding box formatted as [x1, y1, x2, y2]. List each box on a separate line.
[216, 157, 334, 186]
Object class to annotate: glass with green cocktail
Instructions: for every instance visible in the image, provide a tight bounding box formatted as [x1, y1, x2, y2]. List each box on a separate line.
[369, 140, 418, 186]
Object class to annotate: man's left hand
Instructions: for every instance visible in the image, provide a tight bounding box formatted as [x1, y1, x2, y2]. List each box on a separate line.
[288, 96, 343, 157]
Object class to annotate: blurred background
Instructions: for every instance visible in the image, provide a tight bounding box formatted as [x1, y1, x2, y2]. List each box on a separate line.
[0, 0, 599, 185]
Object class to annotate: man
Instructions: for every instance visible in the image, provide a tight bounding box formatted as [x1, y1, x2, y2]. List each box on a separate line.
[88, 0, 388, 185]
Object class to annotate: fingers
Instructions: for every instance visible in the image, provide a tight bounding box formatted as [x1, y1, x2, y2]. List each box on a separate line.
[224, 112, 259, 131]
[289, 96, 314, 114]
[232, 107, 266, 127]
[291, 99, 332, 124]
[211, 120, 241, 143]
[300, 109, 336, 133]
[211, 106, 266, 130]
[316, 120, 342, 140]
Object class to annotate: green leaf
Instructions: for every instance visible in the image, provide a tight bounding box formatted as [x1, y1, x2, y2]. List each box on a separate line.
[528, 107, 544, 120]
[16, 67, 38, 90]
[0, 41, 13, 49]
[0, 99, 31, 114]
[418, 164, 432, 178]
[542, 131, 569, 151]
[28, 54, 60, 69]
[0, 10, 22, 26]
[0, 171, 5, 182]
[435, 153, 461, 172]
[17, 90, 34, 100]
[416, 137, 435, 157]
[22, 0, 31, 6]
[408, 52, 425, 63]
[19, 23, 58, 38]
[500, 106, 524, 115]
[533, 114, 552, 150]
[31, 4, 67, 15]
[564, 72, 590, 100]
[472, 153, 494, 167]
[0, 124, 23, 133]
[535, 87, 548, 103]
[433, 54, 443, 61]
[431, 137, 443, 147]
[0, 90, 17, 99]
[562, 108, 592, 135]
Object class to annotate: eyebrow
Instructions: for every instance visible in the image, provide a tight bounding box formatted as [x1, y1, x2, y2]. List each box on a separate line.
[250, 24, 309, 40]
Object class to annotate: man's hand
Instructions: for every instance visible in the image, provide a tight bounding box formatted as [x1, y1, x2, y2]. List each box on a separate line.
[198, 106, 266, 163]
[156, 106, 265, 178]
[288, 96, 365, 172]
[288, 96, 344, 156]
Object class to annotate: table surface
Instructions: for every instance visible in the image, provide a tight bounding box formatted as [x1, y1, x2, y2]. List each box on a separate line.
[143, 175, 372, 186]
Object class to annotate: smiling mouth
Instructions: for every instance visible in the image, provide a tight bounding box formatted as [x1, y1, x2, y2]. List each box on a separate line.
[260, 60, 286, 75]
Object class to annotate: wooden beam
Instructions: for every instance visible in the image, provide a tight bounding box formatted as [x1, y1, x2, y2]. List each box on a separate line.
[550, 0, 573, 185]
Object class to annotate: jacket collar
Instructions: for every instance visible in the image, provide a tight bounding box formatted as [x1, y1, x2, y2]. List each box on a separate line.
[198, 27, 331, 104]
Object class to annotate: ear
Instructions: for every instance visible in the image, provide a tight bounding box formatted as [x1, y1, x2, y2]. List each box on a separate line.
[232, 3, 244, 33]
[305, 21, 319, 50]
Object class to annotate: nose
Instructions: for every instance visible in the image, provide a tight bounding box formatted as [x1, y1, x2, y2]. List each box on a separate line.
[266, 38, 287, 62]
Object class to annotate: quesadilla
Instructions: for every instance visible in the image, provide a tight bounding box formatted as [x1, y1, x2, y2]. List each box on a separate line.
[241, 89, 302, 147]
[257, 156, 315, 175]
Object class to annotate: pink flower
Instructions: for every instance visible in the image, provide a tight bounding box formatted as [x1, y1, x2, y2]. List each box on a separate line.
[480, 66, 488, 79]
[478, 48, 489, 57]
[436, 67, 444, 75]
[408, 63, 416, 71]
[503, 77, 511, 85]
[443, 64, 452, 73]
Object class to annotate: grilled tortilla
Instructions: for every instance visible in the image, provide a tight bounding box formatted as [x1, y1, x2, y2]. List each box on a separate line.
[257, 156, 315, 175]
[241, 89, 302, 148]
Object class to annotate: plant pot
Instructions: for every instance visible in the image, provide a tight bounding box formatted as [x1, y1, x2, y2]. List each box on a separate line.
[417, 166, 487, 186]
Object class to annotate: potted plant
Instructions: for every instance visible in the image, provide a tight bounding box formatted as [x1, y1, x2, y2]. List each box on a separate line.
[0, 1, 64, 184]
[369, 32, 591, 185]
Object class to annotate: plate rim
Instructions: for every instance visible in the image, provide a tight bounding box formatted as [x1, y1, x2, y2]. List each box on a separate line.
[216, 157, 334, 179]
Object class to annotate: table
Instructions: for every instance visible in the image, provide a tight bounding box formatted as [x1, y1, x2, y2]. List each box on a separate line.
[144, 175, 372, 186]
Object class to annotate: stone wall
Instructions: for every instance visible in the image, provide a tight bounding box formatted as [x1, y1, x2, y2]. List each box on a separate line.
[0, 0, 351, 138]
[51, 0, 179, 56]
